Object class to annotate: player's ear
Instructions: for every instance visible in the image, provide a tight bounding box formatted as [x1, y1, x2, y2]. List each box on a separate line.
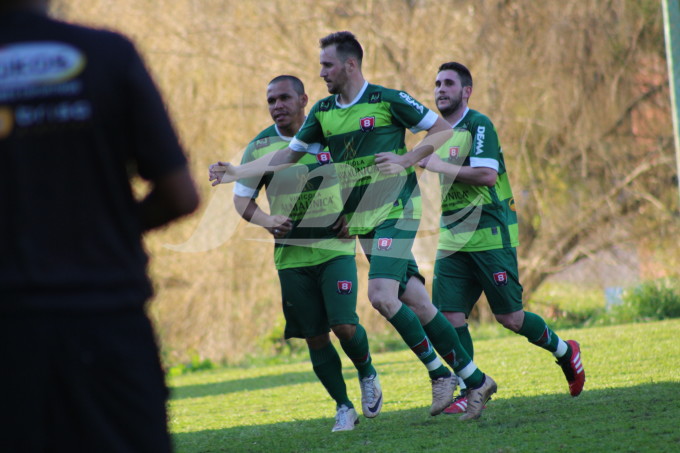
[464, 85, 472, 100]
[346, 57, 358, 73]
[300, 93, 309, 108]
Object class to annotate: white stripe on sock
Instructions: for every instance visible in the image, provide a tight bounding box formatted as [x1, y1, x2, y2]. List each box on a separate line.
[456, 362, 478, 380]
[425, 357, 443, 371]
[553, 339, 568, 358]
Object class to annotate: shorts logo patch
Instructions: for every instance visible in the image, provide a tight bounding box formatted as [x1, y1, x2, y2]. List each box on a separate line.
[377, 237, 392, 251]
[493, 271, 508, 286]
[360, 116, 375, 132]
[449, 146, 459, 158]
[316, 151, 332, 165]
[337, 280, 353, 295]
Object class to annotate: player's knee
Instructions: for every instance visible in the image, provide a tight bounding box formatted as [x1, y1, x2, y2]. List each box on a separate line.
[495, 313, 522, 332]
[305, 333, 331, 350]
[331, 324, 356, 341]
[367, 290, 391, 313]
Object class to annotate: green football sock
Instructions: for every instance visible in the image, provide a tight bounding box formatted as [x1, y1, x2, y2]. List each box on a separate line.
[339, 323, 376, 379]
[309, 343, 352, 409]
[423, 311, 483, 388]
[455, 324, 474, 360]
[455, 324, 473, 391]
[518, 311, 569, 356]
[389, 304, 450, 379]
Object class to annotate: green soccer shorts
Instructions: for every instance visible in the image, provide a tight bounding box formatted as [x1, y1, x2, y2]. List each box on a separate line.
[358, 217, 424, 295]
[278, 254, 359, 339]
[432, 247, 523, 316]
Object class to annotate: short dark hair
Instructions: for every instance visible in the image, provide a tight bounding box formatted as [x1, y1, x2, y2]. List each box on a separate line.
[268, 75, 305, 95]
[319, 31, 363, 65]
[438, 62, 473, 88]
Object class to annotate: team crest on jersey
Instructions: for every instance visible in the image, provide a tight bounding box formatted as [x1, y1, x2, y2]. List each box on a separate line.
[368, 92, 382, 104]
[377, 237, 393, 251]
[319, 100, 332, 112]
[316, 151, 332, 165]
[509, 197, 516, 211]
[337, 280, 353, 295]
[493, 271, 508, 286]
[360, 116, 375, 132]
[255, 137, 270, 149]
[449, 146, 460, 159]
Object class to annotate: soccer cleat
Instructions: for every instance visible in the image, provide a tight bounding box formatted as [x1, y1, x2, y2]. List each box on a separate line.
[331, 405, 359, 432]
[359, 374, 383, 418]
[460, 374, 496, 421]
[430, 374, 456, 416]
[443, 393, 468, 415]
[443, 391, 489, 415]
[558, 339, 585, 397]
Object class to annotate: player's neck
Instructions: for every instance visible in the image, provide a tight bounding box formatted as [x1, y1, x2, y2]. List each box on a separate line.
[337, 76, 365, 105]
[443, 103, 469, 127]
[279, 116, 305, 138]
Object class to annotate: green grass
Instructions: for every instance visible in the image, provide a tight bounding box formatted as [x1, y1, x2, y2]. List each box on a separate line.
[169, 319, 680, 452]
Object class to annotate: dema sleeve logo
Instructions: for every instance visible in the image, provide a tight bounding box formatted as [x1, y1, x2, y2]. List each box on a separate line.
[337, 280, 353, 294]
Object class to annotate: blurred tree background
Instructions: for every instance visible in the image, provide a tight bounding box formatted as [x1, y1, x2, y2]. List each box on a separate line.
[52, 0, 678, 365]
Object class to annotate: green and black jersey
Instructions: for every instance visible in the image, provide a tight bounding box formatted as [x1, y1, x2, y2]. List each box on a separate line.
[435, 108, 518, 252]
[290, 82, 439, 236]
[234, 124, 354, 270]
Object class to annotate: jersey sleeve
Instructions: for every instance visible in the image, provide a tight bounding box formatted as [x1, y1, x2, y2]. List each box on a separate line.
[386, 89, 436, 132]
[469, 115, 500, 172]
[123, 40, 188, 181]
[291, 103, 326, 151]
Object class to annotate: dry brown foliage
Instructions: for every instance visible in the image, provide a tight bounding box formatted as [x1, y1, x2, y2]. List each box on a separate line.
[52, 0, 677, 364]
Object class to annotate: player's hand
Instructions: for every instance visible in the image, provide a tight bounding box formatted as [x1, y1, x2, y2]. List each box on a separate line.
[375, 152, 408, 175]
[208, 161, 238, 186]
[266, 215, 293, 239]
[331, 215, 352, 239]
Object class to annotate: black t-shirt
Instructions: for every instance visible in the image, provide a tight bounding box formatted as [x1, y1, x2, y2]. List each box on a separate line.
[0, 11, 188, 311]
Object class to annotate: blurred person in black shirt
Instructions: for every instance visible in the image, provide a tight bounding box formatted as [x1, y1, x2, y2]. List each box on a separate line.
[0, 0, 199, 451]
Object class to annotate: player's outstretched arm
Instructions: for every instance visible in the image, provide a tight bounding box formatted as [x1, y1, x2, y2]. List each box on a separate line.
[419, 153, 498, 187]
[208, 147, 303, 186]
[375, 116, 453, 175]
[233, 195, 292, 239]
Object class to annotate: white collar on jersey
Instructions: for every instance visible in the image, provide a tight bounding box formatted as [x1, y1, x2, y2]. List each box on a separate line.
[449, 107, 470, 129]
[335, 81, 369, 108]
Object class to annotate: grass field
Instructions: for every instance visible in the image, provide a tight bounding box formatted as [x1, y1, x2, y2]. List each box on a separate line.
[168, 319, 680, 452]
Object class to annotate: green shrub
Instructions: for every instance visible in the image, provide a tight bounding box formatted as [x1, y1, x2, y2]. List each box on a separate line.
[608, 278, 680, 323]
[167, 354, 217, 376]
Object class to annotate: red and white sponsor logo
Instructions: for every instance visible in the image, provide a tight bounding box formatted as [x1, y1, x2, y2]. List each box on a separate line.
[493, 271, 508, 286]
[449, 146, 459, 158]
[377, 237, 393, 251]
[316, 151, 332, 165]
[360, 116, 375, 132]
[337, 280, 353, 294]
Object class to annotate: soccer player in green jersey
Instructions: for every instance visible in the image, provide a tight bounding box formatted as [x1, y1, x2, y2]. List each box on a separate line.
[419, 62, 586, 415]
[227, 75, 382, 432]
[211, 33, 496, 420]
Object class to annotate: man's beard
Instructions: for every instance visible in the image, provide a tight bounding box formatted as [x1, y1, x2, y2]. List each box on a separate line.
[438, 94, 462, 117]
